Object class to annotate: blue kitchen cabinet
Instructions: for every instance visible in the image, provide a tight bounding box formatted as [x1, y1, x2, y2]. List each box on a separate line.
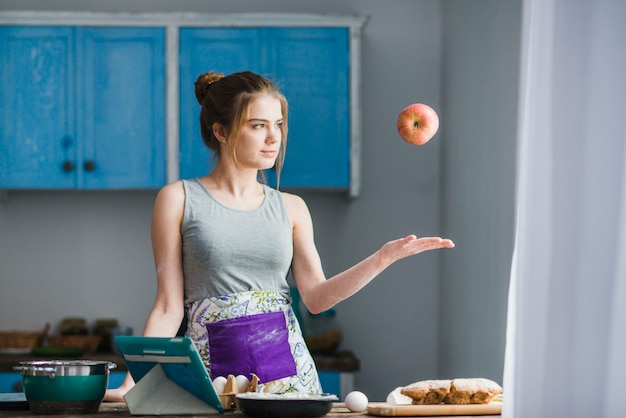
[318, 371, 341, 397]
[179, 27, 350, 190]
[106, 371, 348, 397]
[0, 372, 22, 393]
[319, 370, 356, 399]
[0, 26, 166, 189]
[2, 370, 350, 396]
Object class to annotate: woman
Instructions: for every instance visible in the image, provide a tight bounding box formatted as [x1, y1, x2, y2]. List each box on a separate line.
[105, 70, 454, 401]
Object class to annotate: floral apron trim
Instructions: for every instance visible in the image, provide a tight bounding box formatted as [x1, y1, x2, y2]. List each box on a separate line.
[186, 290, 322, 394]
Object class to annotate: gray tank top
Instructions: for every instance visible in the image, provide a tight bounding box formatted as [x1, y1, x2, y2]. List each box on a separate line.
[181, 179, 293, 304]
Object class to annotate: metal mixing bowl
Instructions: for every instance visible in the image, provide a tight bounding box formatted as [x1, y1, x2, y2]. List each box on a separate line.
[14, 360, 116, 415]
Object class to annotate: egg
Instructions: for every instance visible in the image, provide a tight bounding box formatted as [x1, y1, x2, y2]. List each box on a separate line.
[235, 374, 250, 393]
[344, 390, 368, 412]
[212, 376, 227, 394]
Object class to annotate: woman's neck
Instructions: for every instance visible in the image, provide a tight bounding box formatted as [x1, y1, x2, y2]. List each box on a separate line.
[203, 168, 265, 210]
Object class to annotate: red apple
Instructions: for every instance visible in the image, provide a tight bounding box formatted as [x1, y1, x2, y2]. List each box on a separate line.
[397, 103, 440, 146]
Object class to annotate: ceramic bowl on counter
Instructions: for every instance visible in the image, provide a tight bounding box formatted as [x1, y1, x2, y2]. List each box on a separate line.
[236, 392, 339, 418]
[14, 360, 116, 414]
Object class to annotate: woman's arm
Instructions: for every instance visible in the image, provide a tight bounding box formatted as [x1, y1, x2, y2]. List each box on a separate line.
[284, 193, 454, 314]
[104, 181, 186, 402]
[143, 181, 187, 335]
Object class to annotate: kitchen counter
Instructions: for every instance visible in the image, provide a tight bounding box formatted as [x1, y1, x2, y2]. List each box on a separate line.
[0, 402, 500, 417]
[0, 354, 500, 417]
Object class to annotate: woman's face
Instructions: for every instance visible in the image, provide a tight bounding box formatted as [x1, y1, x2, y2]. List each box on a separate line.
[231, 95, 283, 171]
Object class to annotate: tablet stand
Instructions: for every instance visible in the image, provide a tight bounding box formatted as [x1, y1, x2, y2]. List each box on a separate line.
[124, 364, 221, 415]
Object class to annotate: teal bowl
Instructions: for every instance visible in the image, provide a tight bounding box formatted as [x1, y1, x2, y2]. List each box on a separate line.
[15, 360, 116, 414]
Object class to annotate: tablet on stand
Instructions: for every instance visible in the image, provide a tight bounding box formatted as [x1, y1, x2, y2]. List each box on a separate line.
[114, 336, 224, 415]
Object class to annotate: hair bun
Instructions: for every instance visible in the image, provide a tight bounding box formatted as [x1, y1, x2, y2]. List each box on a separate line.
[194, 71, 224, 104]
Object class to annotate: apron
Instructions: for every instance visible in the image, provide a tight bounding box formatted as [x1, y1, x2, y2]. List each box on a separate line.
[186, 290, 322, 394]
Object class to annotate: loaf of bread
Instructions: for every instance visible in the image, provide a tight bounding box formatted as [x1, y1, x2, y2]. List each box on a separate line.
[400, 378, 502, 405]
[400, 380, 450, 405]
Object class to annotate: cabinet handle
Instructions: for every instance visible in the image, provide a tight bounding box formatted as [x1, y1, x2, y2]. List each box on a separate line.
[83, 160, 96, 172]
[61, 161, 75, 172]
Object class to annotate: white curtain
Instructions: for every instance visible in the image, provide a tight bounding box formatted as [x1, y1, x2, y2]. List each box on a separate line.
[503, 0, 626, 417]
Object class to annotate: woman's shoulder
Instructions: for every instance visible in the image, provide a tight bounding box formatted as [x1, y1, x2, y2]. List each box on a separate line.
[155, 180, 186, 207]
[159, 177, 206, 195]
[278, 190, 311, 220]
[159, 179, 185, 195]
[277, 190, 306, 207]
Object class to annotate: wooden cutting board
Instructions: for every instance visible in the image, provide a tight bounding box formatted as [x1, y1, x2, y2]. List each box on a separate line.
[367, 402, 502, 416]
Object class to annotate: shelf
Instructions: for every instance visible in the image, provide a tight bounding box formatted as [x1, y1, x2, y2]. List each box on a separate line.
[0, 351, 359, 373]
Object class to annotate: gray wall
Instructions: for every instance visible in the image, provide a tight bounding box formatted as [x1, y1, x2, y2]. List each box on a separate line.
[0, 0, 520, 401]
[439, 0, 520, 381]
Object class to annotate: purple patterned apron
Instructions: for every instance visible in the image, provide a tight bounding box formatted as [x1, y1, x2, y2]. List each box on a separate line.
[186, 290, 322, 394]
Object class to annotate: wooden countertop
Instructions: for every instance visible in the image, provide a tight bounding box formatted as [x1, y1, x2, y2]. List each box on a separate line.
[0, 351, 359, 373]
[0, 402, 500, 417]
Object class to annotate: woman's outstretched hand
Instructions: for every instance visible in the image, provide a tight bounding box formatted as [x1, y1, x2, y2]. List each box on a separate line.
[295, 234, 455, 313]
[379, 235, 455, 264]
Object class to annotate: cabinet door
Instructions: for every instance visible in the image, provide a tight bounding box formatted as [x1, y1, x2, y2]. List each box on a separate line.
[79, 27, 166, 189]
[0, 26, 76, 188]
[267, 28, 350, 189]
[179, 28, 263, 180]
[178, 27, 350, 189]
[0, 26, 165, 189]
